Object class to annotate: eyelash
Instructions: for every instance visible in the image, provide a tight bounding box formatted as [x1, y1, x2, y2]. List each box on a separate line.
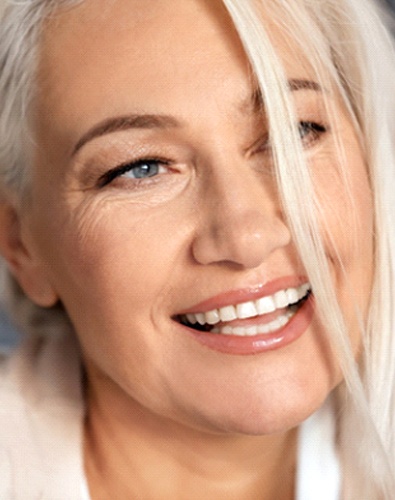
[97, 121, 327, 187]
[256, 121, 327, 154]
[98, 157, 170, 187]
[298, 121, 327, 145]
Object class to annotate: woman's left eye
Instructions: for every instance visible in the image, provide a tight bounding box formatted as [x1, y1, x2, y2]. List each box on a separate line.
[298, 121, 327, 146]
[98, 159, 168, 187]
[256, 121, 327, 155]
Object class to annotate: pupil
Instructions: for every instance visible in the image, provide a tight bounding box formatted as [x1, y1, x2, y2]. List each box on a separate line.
[134, 162, 158, 178]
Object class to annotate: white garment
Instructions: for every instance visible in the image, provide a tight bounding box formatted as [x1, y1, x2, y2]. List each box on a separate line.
[0, 334, 341, 499]
[0, 334, 85, 499]
[296, 398, 341, 499]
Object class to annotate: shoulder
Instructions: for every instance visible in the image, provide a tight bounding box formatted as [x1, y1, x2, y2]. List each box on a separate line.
[0, 334, 86, 499]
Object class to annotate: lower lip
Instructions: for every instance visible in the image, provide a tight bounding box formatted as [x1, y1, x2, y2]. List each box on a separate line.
[182, 295, 315, 355]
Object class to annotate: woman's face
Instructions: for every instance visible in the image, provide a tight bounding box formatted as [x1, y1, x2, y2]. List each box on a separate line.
[19, 0, 372, 434]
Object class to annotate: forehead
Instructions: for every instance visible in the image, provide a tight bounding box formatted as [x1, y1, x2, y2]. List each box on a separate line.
[38, 0, 247, 106]
[34, 0, 315, 155]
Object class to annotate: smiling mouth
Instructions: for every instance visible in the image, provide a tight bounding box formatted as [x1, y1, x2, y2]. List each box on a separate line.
[176, 283, 312, 336]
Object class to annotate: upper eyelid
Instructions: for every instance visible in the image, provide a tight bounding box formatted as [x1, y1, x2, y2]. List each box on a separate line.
[98, 157, 170, 187]
[251, 120, 328, 153]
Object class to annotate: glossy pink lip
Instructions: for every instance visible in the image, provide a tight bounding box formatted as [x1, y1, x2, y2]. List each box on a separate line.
[180, 294, 314, 355]
[178, 276, 309, 314]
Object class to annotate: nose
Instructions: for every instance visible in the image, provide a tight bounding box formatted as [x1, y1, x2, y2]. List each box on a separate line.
[191, 167, 291, 269]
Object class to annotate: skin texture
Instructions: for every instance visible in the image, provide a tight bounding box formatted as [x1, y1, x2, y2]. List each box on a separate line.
[0, 0, 373, 498]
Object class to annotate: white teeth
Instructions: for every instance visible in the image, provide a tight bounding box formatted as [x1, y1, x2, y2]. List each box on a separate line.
[186, 314, 197, 324]
[236, 301, 257, 319]
[286, 288, 299, 304]
[299, 283, 311, 298]
[212, 310, 296, 336]
[256, 296, 276, 314]
[183, 283, 311, 329]
[195, 313, 206, 326]
[273, 290, 289, 309]
[221, 326, 233, 334]
[205, 309, 220, 325]
[219, 305, 237, 322]
[245, 326, 258, 336]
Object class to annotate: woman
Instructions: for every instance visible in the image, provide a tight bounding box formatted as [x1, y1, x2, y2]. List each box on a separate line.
[0, 0, 394, 498]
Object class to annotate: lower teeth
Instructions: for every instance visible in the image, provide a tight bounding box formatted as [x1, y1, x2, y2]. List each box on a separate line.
[211, 306, 297, 336]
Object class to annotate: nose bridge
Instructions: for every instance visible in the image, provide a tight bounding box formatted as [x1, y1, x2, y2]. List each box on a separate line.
[191, 164, 291, 268]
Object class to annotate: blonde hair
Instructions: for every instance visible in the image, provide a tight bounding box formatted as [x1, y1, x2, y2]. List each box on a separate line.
[222, 0, 395, 496]
[1, 0, 395, 496]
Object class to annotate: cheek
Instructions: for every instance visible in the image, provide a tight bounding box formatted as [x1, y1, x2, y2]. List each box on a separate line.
[33, 190, 195, 333]
[61, 205, 184, 303]
[313, 141, 373, 264]
[36, 198, 195, 402]
[313, 151, 374, 350]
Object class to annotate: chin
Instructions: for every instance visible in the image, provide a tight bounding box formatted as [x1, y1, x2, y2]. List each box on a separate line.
[180, 373, 337, 437]
[225, 398, 330, 437]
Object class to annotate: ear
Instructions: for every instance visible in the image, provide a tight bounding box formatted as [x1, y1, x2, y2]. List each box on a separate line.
[0, 201, 58, 307]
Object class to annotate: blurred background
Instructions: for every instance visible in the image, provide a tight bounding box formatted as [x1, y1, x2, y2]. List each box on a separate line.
[0, 301, 20, 353]
[0, 0, 395, 352]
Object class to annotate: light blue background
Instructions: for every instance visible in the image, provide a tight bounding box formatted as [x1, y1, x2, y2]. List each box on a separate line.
[0, 304, 20, 352]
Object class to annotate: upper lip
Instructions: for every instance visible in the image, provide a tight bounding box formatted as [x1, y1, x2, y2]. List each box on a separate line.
[177, 276, 310, 315]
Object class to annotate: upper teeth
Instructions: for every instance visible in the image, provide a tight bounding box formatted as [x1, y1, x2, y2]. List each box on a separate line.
[184, 283, 311, 326]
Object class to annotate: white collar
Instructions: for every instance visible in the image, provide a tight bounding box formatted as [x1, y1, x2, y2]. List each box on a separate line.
[296, 397, 341, 500]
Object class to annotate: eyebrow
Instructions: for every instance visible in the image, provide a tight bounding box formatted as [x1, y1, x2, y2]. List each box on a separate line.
[72, 114, 181, 156]
[289, 78, 322, 92]
[72, 78, 322, 155]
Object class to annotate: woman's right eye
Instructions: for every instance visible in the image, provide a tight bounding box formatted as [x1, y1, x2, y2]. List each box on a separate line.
[98, 158, 168, 187]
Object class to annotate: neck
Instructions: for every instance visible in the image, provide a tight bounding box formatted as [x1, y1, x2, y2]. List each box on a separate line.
[83, 369, 297, 500]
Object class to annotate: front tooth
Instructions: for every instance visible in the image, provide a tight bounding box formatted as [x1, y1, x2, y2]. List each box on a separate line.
[195, 313, 206, 325]
[236, 301, 257, 319]
[255, 296, 276, 314]
[273, 290, 289, 309]
[219, 305, 237, 322]
[285, 288, 299, 304]
[205, 309, 220, 325]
